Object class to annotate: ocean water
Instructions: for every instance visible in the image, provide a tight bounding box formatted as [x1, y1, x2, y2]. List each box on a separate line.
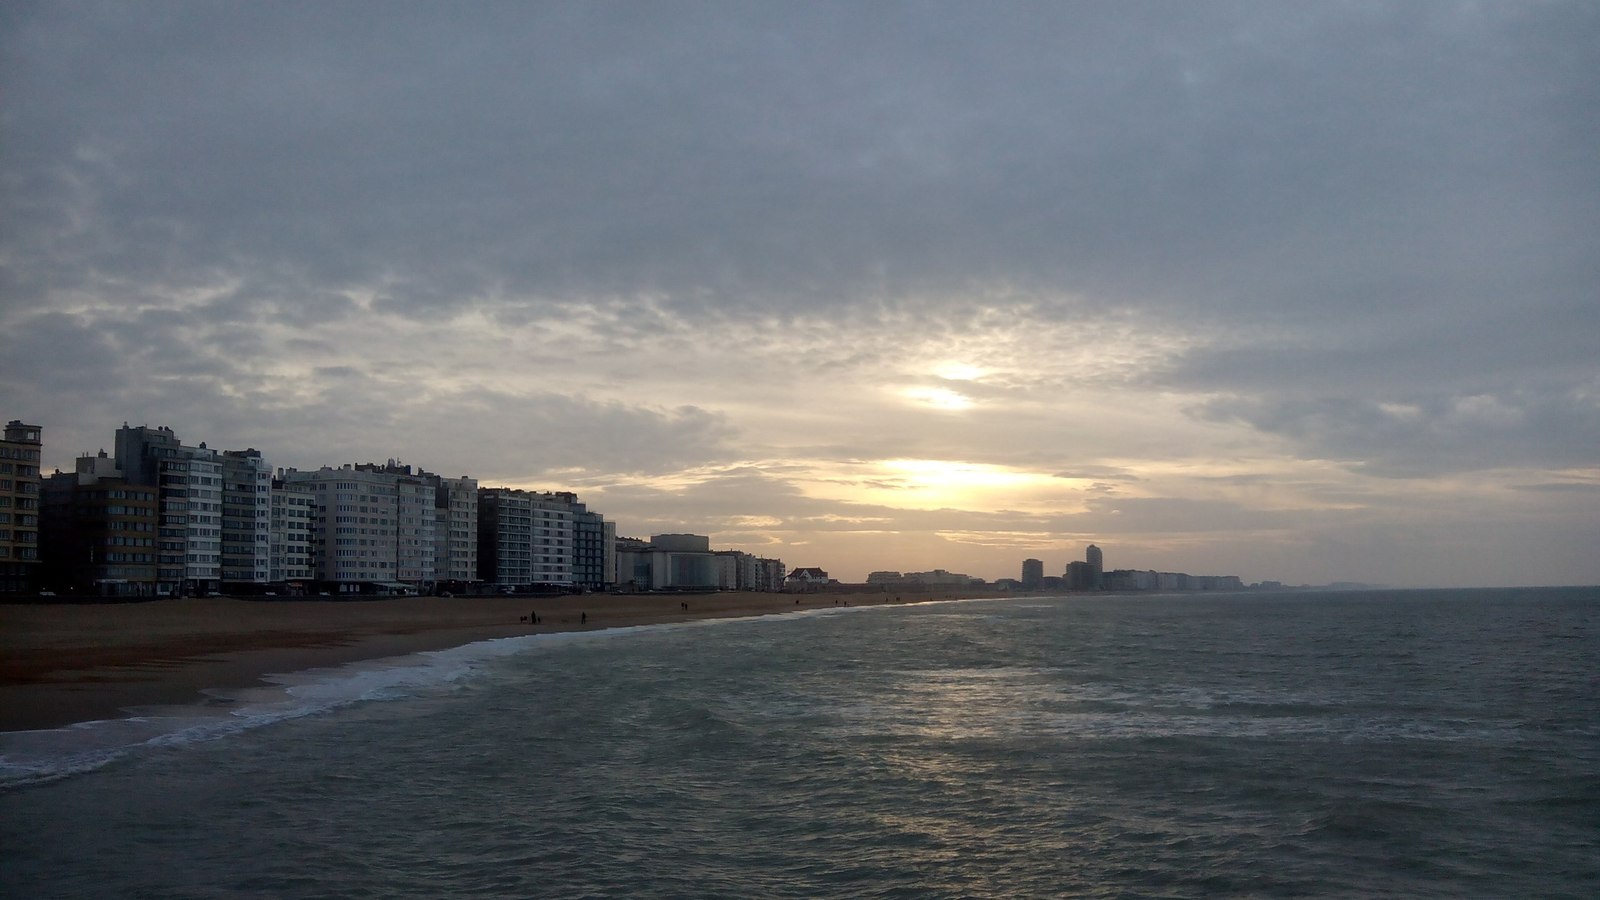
[3, 588, 1597, 898]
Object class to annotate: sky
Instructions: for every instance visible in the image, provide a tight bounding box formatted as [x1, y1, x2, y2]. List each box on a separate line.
[2, 1, 1597, 588]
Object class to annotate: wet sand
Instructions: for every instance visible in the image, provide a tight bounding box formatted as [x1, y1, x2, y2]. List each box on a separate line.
[0, 587, 997, 732]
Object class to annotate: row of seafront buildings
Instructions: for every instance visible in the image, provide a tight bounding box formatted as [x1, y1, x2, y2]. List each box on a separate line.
[1014, 545, 1247, 593]
[2, 421, 787, 598]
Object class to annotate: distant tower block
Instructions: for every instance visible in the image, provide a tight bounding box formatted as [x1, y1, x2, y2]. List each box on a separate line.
[1022, 558, 1043, 588]
[1085, 544, 1103, 570]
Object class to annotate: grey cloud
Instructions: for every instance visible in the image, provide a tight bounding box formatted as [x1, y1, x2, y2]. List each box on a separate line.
[1510, 482, 1600, 494]
[4, 2, 1597, 585]
[6, 2, 1593, 328]
[1052, 467, 1142, 482]
[1194, 390, 1600, 476]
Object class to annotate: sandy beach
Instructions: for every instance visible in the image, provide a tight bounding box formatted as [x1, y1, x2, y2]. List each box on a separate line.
[0, 587, 998, 733]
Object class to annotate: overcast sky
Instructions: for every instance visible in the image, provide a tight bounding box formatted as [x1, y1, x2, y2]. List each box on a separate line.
[3, 1, 1596, 587]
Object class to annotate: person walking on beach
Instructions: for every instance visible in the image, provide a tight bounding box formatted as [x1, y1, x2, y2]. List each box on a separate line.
[580, 611, 587, 625]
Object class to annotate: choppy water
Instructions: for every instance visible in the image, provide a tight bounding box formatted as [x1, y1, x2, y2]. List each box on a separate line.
[3, 587, 1597, 898]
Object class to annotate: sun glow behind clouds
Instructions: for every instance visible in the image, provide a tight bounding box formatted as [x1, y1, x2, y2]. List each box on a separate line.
[902, 386, 974, 410]
[934, 362, 988, 381]
[825, 458, 1066, 511]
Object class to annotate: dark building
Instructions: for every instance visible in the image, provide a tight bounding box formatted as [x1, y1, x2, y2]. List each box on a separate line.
[556, 492, 609, 591]
[40, 467, 160, 597]
[1, 420, 43, 594]
[1021, 558, 1044, 589]
[1066, 560, 1099, 592]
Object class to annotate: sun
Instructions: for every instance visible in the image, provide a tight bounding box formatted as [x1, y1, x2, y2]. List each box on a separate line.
[903, 386, 974, 411]
[834, 458, 1056, 510]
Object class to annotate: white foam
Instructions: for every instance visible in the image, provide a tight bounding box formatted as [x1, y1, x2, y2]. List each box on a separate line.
[0, 610, 838, 791]
[0, 631, 557, 791]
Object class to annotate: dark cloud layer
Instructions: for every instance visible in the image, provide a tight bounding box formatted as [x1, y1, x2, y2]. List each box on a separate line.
[8, 2, 1594, 317]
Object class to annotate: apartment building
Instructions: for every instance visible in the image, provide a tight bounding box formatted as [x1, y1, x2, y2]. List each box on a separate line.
[220, 449, 272, 584]
[477, 488, 574, 587]
[0, 420, 43, 593]
[270, 476, 315, 584]
[39, 455, 159, 596]
[114, 425, 226, 594]
[434, 475, 478, 586]
[283, 465, 404, 590]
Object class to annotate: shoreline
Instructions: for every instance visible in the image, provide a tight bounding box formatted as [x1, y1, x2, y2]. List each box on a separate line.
[0, 588, 996, 733]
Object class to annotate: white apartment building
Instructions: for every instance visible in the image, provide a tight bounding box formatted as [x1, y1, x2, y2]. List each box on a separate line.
[529, 493, 574, 585]
[283, 465, 403, 589]
[113, 425, 235, 594]
[477, 488, 573, 587]
[395, 474, 436, 584]
[434, 475, 478, 584]
[221, 449, 272, 584]
[183, 451, 224, 588]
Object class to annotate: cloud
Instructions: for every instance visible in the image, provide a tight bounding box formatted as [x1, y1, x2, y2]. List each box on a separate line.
[3, 1, 1597, 586]
[1193, 389, 1600, 476]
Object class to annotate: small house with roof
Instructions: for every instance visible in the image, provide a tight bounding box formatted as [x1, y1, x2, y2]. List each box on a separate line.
[784, 566, 830, 591]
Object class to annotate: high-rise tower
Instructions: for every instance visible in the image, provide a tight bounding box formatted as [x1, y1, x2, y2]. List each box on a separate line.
[1, 420, 43, 593]
[1021, 558, 1044, 588]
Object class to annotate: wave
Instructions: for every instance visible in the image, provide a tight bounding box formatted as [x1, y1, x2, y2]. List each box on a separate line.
[0, 608, 861, 792]
[0, 629, 604, 791]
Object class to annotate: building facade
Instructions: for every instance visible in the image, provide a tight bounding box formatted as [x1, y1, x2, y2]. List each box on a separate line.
[40, 460, 159, 596]
[283, 465, 405, 590]
[1021, 558, 1044, 588]
[477, 488, 574, 588]
[114, 425, 235, 595]
[433, 475, 478, 586]
[478, 488, 533, 586]
[0, 421, 43, 593]
[221, 449, 272, 585]
[270, 476, 315, 585]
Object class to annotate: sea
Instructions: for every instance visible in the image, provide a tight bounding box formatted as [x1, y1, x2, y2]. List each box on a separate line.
[2, 587, 1597, 898]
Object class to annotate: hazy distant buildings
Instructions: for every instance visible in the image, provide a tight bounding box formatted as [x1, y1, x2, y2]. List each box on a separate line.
[866, 568, 981, 587]
[1097, 567, 1245, 593]
[1021, 558, 1044, 588]
[751, 555, 787, 591]
[712, 549, 785, 591]
[1065, 561, 1097, 591]
[610, 533, 775, 591]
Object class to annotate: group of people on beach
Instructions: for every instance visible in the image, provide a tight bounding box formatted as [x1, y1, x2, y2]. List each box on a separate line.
[520, 610, 585, 624]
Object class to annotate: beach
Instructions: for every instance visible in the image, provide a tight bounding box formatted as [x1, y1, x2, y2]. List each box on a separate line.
[0, 587, 990, 733]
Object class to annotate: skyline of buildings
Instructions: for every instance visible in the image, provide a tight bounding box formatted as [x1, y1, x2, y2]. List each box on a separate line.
[12, 418, 1271, 597]
[19, 419, 800, 598]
